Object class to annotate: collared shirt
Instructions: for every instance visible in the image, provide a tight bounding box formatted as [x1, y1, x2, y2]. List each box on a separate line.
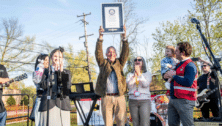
[180, 57, 191, 62]
[106, 70, 119, 93]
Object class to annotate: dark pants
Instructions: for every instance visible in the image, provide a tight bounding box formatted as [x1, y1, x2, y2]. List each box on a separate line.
[201, 98, 219, 118]
[168, 98, 195, 126]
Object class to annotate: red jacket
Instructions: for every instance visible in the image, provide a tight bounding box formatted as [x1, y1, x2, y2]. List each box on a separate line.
[174, 59, 198, 101]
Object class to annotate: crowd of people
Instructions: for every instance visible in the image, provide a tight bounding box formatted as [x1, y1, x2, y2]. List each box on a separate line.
[0, 25, 221, 126]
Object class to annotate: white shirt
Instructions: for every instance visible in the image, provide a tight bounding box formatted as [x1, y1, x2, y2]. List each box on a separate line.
[126, 71, 152, 100]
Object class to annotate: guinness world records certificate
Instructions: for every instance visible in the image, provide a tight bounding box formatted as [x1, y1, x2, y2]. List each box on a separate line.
[101, 3, 124, 34]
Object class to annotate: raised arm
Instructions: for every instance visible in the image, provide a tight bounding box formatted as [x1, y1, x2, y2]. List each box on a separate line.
[119, 25, 129, 66]
[95, 26, 105, 67]
[198, 57, 212, 66]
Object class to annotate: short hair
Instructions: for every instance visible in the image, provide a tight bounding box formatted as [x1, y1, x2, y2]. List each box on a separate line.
[166, 45, 175, 57]
[106, 46, 117, 56]
[177, 42, 192, 57]
[35, 54, 48, 70]
[131, 56, 147, 73]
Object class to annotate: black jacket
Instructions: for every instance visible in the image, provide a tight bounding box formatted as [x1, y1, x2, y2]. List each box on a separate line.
[197, 70, 219, 99]
[38, 68, 71, 112]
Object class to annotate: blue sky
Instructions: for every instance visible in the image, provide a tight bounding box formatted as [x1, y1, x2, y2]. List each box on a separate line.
[0, 0, 195, 86]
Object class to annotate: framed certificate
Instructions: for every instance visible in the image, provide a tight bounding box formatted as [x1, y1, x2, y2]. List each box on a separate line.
[101, 3, 124, 34]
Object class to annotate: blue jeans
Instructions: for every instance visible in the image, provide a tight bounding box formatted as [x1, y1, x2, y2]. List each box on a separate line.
[34, 97, 41, 126]
[0, 110, 7, 126]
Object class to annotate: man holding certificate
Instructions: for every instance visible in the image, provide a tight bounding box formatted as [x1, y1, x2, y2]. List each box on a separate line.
[95, 25, 129, 126]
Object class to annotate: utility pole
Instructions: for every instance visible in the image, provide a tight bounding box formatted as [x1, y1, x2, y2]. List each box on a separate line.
[77, 12, 94, 82]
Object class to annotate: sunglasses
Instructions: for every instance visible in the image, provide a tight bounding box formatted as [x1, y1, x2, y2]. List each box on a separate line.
[134, 59, 142, 62]
[201, 65, 207, 68]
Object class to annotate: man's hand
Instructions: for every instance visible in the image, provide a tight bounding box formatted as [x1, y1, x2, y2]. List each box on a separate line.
[0, 78, 10, 84]
[164, 70, 176, 79]
[99, 26, 104, 40]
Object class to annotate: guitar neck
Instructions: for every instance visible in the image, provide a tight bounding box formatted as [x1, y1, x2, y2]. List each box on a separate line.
[0, 79, 15, 88]
[0, 73, 27, 89]
[206, 87, 218, 97]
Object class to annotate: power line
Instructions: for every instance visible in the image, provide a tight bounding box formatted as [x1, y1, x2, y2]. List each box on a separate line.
[2, 60, 88, 69]
[0, 43, 89, 61]
[37, 22, 81, 40]
[0, 35, 88, 54]
[37, 20, 84, 41]
[0, 44, 43, 54]
[3, 60, 34, 64]
[0, 35, 58, 49]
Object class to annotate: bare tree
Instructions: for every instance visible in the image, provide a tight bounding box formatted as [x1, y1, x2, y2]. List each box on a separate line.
[113, 0, 148, 75]
[114, 0, 148, 49]
[0, 18, 37, 72]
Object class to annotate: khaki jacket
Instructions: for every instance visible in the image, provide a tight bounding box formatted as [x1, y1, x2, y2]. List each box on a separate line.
[95, 39, 129, 97]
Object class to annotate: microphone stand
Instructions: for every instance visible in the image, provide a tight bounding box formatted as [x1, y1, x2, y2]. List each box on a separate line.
[58, 46, 63, 100]
[46, 54, 52, 126]
[58, 47, 64, 126]
[195, 23, 222, 120]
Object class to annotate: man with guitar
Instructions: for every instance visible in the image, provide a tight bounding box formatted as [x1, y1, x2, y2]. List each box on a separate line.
[0, 65, 9, 126]
[197, 58, 219, 119]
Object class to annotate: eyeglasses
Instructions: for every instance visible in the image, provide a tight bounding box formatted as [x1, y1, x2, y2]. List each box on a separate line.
[201, 65, 207, 68]
[134, 59, 142, 62]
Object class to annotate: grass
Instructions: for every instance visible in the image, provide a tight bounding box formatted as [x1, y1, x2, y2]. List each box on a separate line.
[7, 122, 78, 126]
[7, 113, 78, 126]
[6, 112, 133, 126]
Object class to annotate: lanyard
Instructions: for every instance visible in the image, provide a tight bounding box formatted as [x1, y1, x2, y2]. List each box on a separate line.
[135, 76, 139, 90]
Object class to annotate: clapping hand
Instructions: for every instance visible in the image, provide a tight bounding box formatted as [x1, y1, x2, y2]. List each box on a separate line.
[134, 65, 141, 77]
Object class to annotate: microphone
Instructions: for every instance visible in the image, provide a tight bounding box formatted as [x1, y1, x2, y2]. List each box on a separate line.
[191, 18, 200, 24]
